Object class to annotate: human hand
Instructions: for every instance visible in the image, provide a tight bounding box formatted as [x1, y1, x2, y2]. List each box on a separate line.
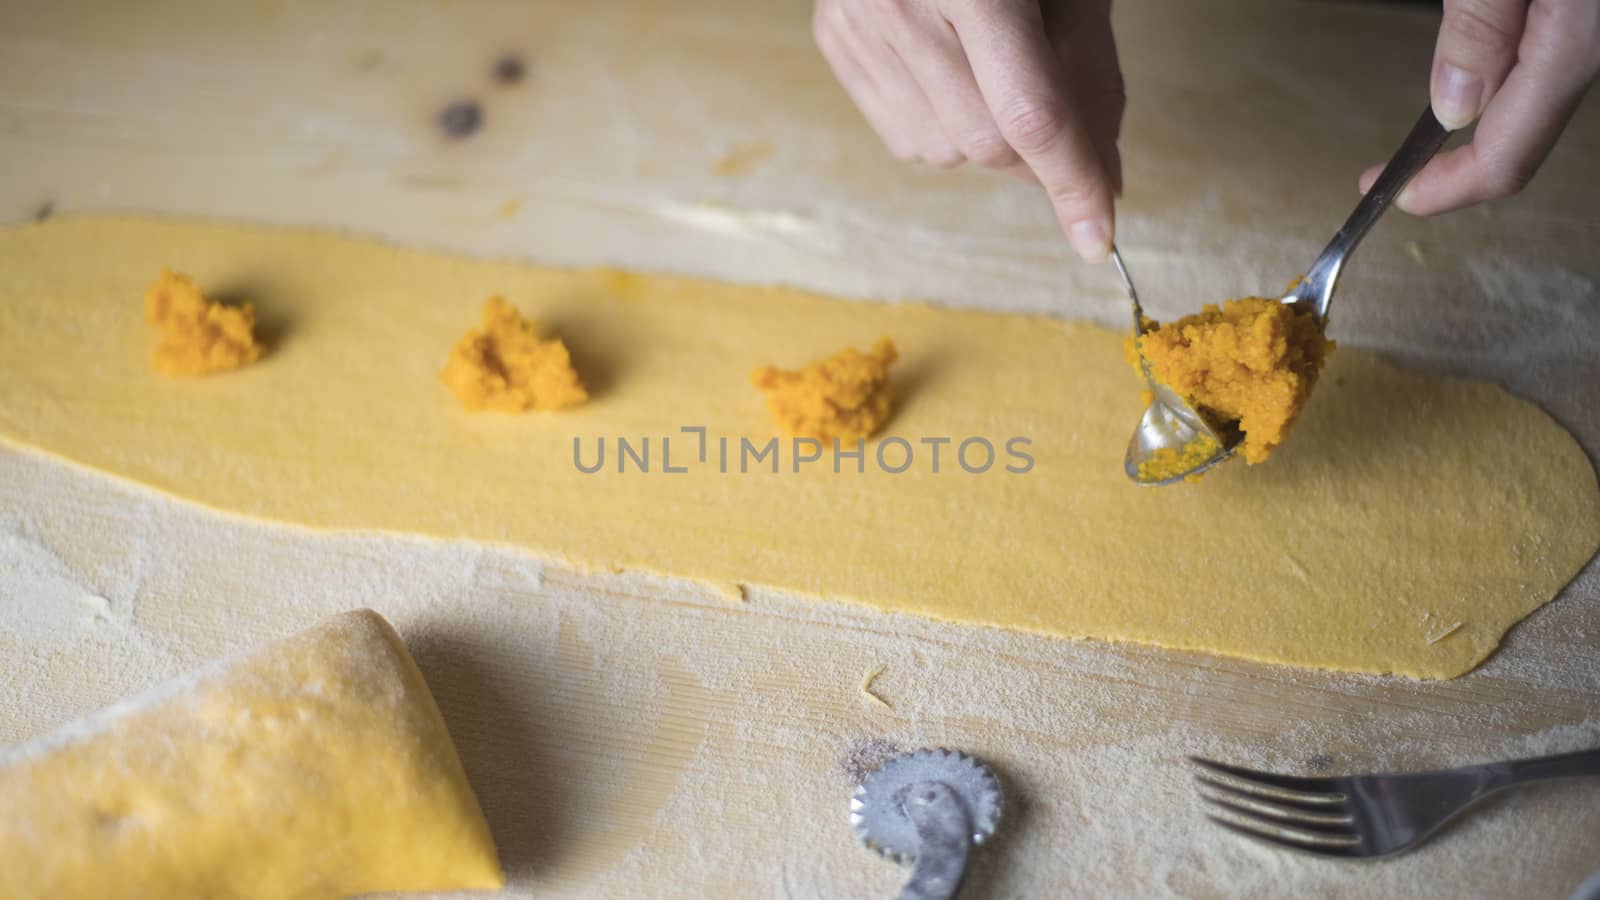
[1361, 0, 1600, 214]
[813, 0, 1125, 261]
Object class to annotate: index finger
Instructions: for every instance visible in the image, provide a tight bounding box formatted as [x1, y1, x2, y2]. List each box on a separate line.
[947, 0, 1116, 261]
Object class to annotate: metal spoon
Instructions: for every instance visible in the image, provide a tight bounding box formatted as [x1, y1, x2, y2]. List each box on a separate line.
[1121, 104, 1452, 485]
[1115, 246, 1238, 486]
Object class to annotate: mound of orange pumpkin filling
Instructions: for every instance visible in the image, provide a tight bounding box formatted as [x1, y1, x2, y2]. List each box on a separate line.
[752, 338, 897, 442]
[441, 297, 587, 412]
[144, 268, 263, 376]
[1135, 297, 1333, 465]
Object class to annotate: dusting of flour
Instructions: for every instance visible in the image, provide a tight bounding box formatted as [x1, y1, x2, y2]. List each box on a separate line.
[3, 441, 1598, 900]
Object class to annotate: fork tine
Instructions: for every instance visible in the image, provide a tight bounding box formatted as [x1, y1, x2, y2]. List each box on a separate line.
[1193, 767, 1346, 808]
[1204, 811, 1363, 857]
[1189, 757, 1346, 804]
[1197, 783, 1355, 828]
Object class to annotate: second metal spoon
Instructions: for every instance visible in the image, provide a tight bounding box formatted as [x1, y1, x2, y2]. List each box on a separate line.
[1122, 104, 1452, 485]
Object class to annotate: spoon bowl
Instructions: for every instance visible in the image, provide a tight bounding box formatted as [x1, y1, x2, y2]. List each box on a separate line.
[1125, 381, 1241, 485]
[1111, 246, 1238, 485]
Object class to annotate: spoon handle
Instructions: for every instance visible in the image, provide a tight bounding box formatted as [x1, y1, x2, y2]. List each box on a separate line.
[1298, 106, 1452, 317]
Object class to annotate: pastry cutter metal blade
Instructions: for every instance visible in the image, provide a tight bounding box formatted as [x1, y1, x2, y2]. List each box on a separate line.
[849, 748, 1003, 900]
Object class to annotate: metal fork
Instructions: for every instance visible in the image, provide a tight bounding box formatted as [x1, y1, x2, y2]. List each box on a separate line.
[1191, 748, 1600, 858]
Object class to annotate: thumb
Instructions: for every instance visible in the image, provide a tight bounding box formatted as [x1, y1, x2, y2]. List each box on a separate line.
[1431, 0, 1526, 129]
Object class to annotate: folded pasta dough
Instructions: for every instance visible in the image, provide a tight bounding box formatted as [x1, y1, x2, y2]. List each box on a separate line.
[0, 609, 503, 900]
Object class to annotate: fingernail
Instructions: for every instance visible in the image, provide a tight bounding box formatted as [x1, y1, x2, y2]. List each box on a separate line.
[1069, 219, 1111, 262]
[1433, 64, 1483, 130]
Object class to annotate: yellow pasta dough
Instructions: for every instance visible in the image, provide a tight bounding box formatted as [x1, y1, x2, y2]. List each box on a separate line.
[0, 216, 1596, 679]
[0, 609, 502, 899]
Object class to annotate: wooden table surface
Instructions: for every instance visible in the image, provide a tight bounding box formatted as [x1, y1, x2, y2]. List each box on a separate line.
[2, 1, 1597, 897]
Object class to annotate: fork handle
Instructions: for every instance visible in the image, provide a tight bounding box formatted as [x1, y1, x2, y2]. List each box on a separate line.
[1486, 747, 1600, 789]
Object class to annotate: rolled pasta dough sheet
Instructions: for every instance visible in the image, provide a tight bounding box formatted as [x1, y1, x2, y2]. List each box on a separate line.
[0, 215, 1595, 679]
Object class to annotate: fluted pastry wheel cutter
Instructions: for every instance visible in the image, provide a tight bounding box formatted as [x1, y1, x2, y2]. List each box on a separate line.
[850, 748, 1004, 900]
